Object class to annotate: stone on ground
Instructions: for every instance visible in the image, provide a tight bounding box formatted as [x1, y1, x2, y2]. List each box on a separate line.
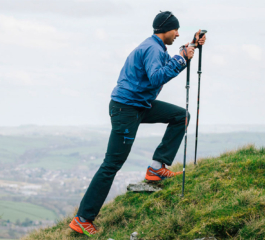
[130, 231, 138, 240]
[127, 182, 162, 192]
[194, 238, 217, 240]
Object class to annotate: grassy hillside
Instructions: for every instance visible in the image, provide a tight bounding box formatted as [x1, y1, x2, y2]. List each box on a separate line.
[22, 145, 265, 240]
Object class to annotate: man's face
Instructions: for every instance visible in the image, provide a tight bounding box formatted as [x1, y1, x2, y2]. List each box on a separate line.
[164, 29, 179, 45]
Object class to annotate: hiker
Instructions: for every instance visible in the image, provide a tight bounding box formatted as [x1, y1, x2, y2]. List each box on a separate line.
[69, 11, 206, 235]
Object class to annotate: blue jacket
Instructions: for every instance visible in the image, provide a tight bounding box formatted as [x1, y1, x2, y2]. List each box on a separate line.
[111, 34, 187, 108]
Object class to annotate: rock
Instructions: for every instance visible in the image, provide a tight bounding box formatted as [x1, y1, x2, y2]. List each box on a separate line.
[107, 238, 115, 240]
[130, 231, 138, 240]
[127, 182, 162, 192]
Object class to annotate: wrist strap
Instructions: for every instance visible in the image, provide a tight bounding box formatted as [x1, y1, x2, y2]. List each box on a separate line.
[179, 45, 189, 61]
[192, 33, 199, 48]
[193, 33, 196, 44]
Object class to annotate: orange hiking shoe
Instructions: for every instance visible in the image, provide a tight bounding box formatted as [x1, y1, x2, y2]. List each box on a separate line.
[145, 163, 182, 182]
[69, 215, 98, 236]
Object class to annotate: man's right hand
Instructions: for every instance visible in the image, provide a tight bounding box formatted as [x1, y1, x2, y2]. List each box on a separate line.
[179, 43, 195, 61]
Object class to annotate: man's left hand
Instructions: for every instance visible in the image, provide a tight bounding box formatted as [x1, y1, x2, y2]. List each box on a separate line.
[192, 29, 206, 47]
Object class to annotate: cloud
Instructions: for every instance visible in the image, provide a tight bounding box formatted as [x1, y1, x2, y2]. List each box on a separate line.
[187, 4, 265, 21]
[211, 55, 226, 66]
[205, 43, 264, 73]
[0, 68, 64, 87]
[242, 44, 263, 61]
[61, 88, 80, 97]
[3, 71, 32, 86]
[0, 0, 130, 17]
[95, 29, 108, 41]
[115, 42, 139, 59]
[0, 15, 68, 49]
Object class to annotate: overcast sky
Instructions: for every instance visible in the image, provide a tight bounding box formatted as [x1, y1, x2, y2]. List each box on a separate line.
[0, 0, 264, 126]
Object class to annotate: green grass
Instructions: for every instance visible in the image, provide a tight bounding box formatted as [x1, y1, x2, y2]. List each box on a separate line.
[0, 200, 57, 222]
[22, 144, 265, 240]
[0, 135, 73, 164]
[49, 145, 106, 156]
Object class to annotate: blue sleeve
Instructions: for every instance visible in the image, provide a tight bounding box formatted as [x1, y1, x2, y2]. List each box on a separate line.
[143, 47, 187, 88]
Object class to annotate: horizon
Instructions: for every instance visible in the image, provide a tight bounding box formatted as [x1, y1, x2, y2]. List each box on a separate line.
[1, 124, 265, 137]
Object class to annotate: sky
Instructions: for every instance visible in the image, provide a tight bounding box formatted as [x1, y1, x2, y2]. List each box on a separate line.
[0, 0, 264, 126]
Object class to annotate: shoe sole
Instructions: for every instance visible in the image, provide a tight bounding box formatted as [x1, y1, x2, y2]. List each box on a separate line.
[144, 179, 163, 183]
[69, 224, 83, 234]
[145, 174, 163, 181]
[145, 174, 180, 183]
[69, 224, 98, 235]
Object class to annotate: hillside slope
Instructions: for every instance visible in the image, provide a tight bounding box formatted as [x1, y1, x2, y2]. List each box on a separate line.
[22, 145, 265, 240]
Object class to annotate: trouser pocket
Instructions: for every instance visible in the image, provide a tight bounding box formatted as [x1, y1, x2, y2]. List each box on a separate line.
[109, 102, 139, 137]
[123, 136, 135, 144]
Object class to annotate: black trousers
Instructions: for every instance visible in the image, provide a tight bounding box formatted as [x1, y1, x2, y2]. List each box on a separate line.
[77, 99, 190, 221]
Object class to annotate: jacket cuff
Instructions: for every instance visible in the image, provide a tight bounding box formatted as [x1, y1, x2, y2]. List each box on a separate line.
[172, 55, 187, 72]
[173, 55, 186, 67]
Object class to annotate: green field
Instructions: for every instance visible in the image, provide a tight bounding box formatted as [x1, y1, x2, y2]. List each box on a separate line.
[0, 200, 57, 222]
[0, 135, 74, 164]
[1, 131, 265, 171]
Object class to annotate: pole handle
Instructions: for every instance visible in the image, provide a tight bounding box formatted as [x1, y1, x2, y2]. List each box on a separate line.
[193, 30, 207, 49]
[199, 30, 207, 39]
[198, 30, 207, 49]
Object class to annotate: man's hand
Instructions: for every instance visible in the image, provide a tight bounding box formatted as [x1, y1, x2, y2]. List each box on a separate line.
[192, 29, 206, 47]
[180, 43, 195, 61]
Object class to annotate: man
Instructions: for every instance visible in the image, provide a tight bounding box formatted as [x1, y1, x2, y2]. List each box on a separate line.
[69, 11, 206, 235]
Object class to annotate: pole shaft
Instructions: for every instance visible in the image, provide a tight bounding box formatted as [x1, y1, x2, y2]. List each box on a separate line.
[182, 59, 190, 197]
[194, 45, 203, 165]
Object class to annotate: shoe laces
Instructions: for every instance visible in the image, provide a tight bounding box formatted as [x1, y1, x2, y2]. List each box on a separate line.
[86, 220, 98, 231]
[162, 163, 171, 172]
[78, 218, 98, 231]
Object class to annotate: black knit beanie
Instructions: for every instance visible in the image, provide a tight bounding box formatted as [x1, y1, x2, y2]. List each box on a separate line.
[153, 11, 180, 34]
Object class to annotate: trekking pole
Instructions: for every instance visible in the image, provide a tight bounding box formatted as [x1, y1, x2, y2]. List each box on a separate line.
[194, 30, 207, 165]
[181, 43, 196, 197]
